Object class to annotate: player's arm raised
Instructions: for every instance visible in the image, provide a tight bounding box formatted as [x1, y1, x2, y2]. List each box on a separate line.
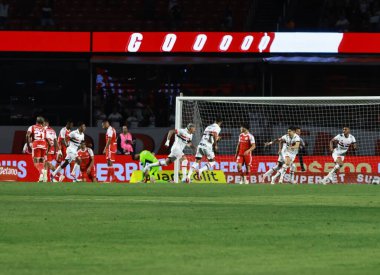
[352, 142, 358, 151]
[165, 129, 176, 147]
[264, 137, 282, 147]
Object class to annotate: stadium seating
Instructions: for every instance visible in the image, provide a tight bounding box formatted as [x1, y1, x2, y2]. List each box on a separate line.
[5, 0, 252, 31]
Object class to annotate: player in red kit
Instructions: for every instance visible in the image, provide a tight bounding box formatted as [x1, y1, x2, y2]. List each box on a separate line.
[76, 141, 96, 182]
[102, 120, 117, 182]
[57, 120, 73, 162]
[26, 116, 48, 182]
[235, 123, 256, 184]
[44, 119, 60, 182]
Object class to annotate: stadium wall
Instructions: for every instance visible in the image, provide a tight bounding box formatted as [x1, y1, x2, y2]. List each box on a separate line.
[0, 154, 379, 184]
[1, 126, 380, 156]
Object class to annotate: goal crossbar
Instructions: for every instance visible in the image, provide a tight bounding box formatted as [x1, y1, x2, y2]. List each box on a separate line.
[174, 96, 380, 184]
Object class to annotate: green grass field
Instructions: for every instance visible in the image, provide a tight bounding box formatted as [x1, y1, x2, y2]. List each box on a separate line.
[1, 182, 380, 275]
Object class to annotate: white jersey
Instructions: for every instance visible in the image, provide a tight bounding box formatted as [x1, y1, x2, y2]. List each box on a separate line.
[199, 123, 221, 148]
[59, 127, 68, 140]
[67, 129, 85, 151]
[281, 133, 301, 155]
[172, 128, 193, 152]
[333, 134, 356, 155]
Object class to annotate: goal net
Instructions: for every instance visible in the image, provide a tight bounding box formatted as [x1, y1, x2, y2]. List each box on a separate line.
[175, 96, 380, 184]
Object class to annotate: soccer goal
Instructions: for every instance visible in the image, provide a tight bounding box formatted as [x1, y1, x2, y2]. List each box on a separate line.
[174, 96, 380, 184]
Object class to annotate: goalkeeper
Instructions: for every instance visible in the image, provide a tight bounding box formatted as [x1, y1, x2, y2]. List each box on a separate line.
[134, 150, 160, 183]
[143, 123, 196, 183]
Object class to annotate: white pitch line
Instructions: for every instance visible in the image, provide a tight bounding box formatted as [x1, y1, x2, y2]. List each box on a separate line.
[0, 195, 377, 208]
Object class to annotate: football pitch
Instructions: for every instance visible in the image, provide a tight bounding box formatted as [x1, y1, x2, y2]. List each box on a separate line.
[1, 182, 380, 275]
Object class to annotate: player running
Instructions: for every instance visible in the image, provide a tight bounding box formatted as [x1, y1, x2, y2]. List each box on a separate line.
[320, 126, 357, 185]
[263, 127, 300, 184]
[186, 117, 223, 182]
[44, 119, 60, 182]
[135, 150, 160, 183]
[52, 122, 86, 182]
[235, 123, 256, 184]
[102, 120, 117, 182]
[26, 116, 48, 182]
[143, 123, 196, 182]
[76, 141, 96, 182]
[295, 127, 306, 172]
[57, 120, 73, 162]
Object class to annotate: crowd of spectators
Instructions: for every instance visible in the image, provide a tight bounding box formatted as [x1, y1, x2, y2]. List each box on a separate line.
[94, 67, 176, 129]
[0, 0, 9, 29]
[93, 64, 257, 129]
[0, 0, 245, 31]
[321, 0, 380, 32]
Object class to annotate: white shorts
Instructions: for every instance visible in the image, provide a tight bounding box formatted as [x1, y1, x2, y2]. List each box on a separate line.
[65, 147, 78, 163]
[332, 152, 345, 162]
[195, 146, 215, 160]
[279, 152, 296, 163]
[168, 147, 184, 160]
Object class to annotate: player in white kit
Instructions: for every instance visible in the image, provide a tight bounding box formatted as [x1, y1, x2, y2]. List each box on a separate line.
[320, 126, 357, 184]
[143, 123, 196, 182]
[263, 127, 300, 184]
[51, 122, 86, 182]
[186, 118, 223, 182]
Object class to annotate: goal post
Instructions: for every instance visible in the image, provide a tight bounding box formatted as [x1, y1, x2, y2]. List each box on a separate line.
[175, 96, 380, 184]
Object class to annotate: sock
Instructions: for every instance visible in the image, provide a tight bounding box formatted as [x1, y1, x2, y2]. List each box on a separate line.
[279, 165, 289, 181]
[187, 162, 199, 179]
[264, 168, 274, 177]
[79, 171, 84, 182]
[238, 168, 244, 182]
[71, 164, 79, 178]
[181, 160, 188, 180]
[36, 163, 44, 174]
[265, 165, 280, 177]
[42, 169, 47, 182]
[48, 165, 56, 181]
[199, 161, 215, 174]
[272, 171, 281, 181]
[328, 164, 341, 178]
[245, 168, 251, 183]
[146, 161, 160, 169]
[107, 167, 115, 182]
[290, 164, 296, 182]
[52, 166, 62, 177]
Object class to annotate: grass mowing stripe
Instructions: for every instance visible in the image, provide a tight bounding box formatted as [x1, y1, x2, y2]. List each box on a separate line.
[1, 182, 380, 275]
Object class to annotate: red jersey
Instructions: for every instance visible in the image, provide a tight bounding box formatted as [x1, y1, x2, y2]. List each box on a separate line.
[106, 126, 117, 152]
[77, 148, 94, 168]
[27, 124, 47, 149]
[45, 127, 57, 154]
[237, 132, 255, 155]
[58, 127, 70, 148]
